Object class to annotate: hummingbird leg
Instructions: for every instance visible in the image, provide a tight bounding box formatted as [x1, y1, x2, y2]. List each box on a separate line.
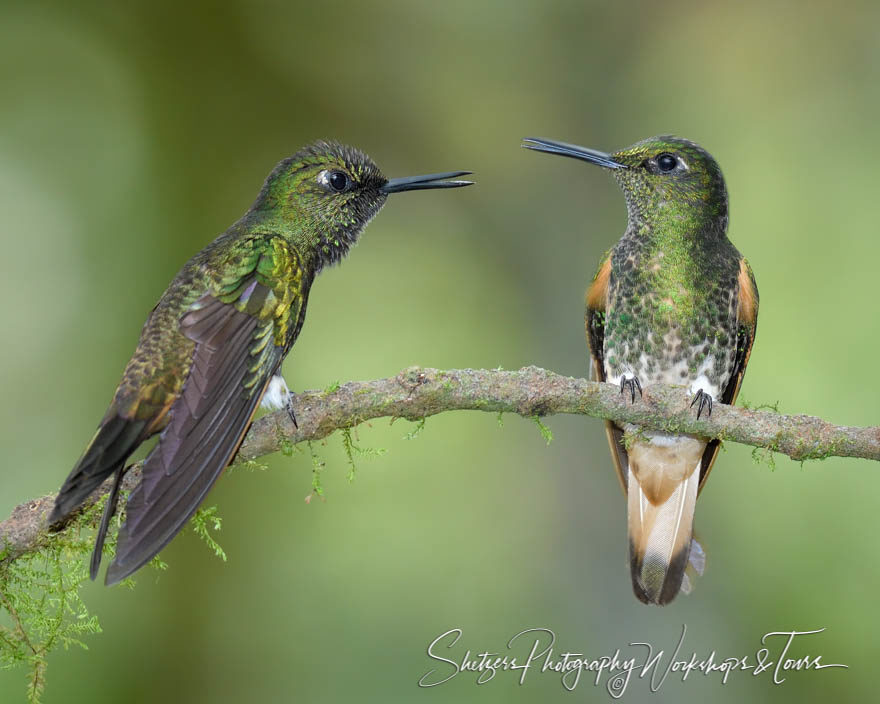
[619, 375, 643, 404]
[285, 393, 299, 429]
[260, 373, 299, 428]
[261, 373, 297, 425]
[690, 389, 713, 419]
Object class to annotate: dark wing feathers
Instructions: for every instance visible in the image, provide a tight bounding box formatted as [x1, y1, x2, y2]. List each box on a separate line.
[697, 259, 759, 491]
[105, 290, 282, 584]
[155, 319, 257, 480]
[51, 414, 147, 582]
[585, 256, 630, 493]
[50, 415, 147, 521]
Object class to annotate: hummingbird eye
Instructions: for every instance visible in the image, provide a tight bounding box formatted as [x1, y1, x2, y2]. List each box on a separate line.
[317, 169, 352, 193]
[655, 153, 679, 173]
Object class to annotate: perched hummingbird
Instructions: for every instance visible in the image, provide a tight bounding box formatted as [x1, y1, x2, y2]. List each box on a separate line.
[523, 136, 758, 605]
[50, 140, 472, 585]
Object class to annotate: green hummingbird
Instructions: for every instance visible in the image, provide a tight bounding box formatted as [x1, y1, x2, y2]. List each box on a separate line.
[50, 140, 472, 585]
[523, 135, 758, 605]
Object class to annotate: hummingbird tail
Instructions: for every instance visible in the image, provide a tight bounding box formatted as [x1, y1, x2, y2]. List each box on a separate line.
[625, 437, 703, 605]
[679, 533, 706, 596]
[49, 414, 146, 527]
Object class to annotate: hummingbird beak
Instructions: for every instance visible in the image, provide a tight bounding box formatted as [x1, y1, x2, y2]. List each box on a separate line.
[380, 171, 473, 193]
[521, 137, 627, 170]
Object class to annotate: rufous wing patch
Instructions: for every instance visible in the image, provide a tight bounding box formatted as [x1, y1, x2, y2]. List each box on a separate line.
[586, 257, 611, 312]
[585, 256, 625, 493]
[697, 258, 758, 494]
[737, 258, 757, 326]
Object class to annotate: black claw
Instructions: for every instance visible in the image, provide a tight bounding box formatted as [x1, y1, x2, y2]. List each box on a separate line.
[286, 393, 299, 429]
[620, 375, 643, 404]
[690, 389, 713, 419]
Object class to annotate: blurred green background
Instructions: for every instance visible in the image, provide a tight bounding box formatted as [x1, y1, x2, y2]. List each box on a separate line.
[1, 0, 877, 701]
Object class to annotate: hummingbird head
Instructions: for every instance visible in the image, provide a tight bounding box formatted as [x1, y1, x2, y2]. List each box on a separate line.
[522, 135, 728, 236]
[250, 140, 471, 270]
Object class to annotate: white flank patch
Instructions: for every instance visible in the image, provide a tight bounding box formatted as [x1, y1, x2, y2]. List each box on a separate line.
[608, 371, 635, 387]
[689, 355, 720, 398]
[261, 374, 290, 410]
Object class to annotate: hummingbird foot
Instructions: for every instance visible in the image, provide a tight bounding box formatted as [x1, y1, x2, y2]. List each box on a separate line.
[285, 394, 299, 429]
[619, 375, 643, 404]
[690, 389, 713, 419]
[262, 373, 299, 428]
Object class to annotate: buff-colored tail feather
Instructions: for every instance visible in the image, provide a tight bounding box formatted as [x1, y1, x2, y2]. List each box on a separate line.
[626, 436, 704, 605]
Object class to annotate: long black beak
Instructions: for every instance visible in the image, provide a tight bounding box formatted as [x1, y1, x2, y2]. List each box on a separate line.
[521, 137, 626, 170]
[380, 171, 473, 193]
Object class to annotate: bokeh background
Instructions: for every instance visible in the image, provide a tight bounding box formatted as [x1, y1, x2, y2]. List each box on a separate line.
[1, 1, 878, 701]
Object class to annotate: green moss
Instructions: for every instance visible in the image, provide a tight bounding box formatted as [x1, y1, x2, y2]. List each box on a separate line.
[279, 436, 295, 457]
[792, 435, 846, 464]
[234, 458, 270, 472]
[0, 515, 101, 703]
[532, 416, 553, 445]
[0, 491, 240, 703]
[622, 427, 650, 450]
[0, 496, 127, 702]
[307, 441, 326, 498]
[275, 424, 296, 457]
[339, 428, 387, 483]
[739, 398, 780, 413]
[190, 506, 227, 562]
[403, 417, 426, 440]
[750, 434, 780, 470]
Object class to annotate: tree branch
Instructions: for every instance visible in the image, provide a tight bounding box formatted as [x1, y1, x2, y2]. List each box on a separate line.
[2, 365, 877, 565]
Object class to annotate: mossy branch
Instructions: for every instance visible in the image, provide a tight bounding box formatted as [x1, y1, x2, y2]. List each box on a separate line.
[3, 365, 878, 565]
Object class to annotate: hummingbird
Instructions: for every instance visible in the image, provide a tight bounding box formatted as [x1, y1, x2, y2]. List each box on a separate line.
[49, 140, 472, 585]
[523, 135, 758, 605]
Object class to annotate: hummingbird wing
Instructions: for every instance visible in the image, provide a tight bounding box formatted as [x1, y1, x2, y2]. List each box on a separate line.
[697, 258, 759, 491]
[585, 255, 629, 493]
[99, 237, 304, 585]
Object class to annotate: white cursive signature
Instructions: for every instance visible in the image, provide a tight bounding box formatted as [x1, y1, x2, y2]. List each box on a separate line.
[418, 625, 847, 697]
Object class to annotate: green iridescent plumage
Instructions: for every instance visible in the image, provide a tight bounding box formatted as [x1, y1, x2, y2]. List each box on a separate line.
[50, 141, 472, 584]
[601, 137, 743, 384]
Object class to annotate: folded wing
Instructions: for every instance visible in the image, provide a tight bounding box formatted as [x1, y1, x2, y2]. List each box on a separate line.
[104, 284, 286, 585]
